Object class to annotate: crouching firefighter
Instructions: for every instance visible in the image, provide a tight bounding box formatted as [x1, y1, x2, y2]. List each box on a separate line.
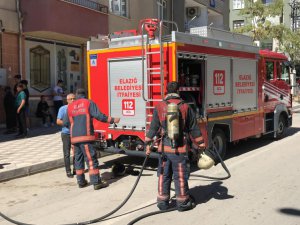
[145, 81, 212, 211]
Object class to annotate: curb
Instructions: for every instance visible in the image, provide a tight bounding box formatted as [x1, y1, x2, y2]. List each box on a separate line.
[0, 152, 112, 183]
[0, 158, 65, 183]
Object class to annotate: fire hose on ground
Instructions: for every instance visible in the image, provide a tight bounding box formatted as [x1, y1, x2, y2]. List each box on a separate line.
[0, 144, 231, 225]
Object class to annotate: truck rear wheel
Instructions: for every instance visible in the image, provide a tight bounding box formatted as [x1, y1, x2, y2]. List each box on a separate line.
[212, 128, 227, 159]
[275, 115, 286, 139]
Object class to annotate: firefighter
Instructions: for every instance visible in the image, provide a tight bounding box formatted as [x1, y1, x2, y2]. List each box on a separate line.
[64, 88, 120, 190]
[145, 81, 208, 211]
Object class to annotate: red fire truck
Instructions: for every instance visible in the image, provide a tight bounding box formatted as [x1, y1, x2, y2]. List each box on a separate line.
[87, 19, 292, 158]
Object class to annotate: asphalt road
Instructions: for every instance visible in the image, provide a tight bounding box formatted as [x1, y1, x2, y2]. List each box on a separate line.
[1, 113, 300, 225]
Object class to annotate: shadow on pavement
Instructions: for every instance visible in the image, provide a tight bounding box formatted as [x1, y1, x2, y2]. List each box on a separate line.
[278, 208, 300, 217]
[190, 181, 234, 205]
[0, 163, 11, 169]
[0, 126, 61, 143]
[226, 126, 300, 161]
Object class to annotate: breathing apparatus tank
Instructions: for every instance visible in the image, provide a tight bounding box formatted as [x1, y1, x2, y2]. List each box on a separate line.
[166, 103, 180, 149]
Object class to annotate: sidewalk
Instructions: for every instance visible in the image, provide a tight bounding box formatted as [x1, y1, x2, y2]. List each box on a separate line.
[1, 100, 300, 183]
[0, 126, 64, 182]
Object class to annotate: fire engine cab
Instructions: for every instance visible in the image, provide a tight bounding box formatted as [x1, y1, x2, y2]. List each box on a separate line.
[87, 19, 292, 158]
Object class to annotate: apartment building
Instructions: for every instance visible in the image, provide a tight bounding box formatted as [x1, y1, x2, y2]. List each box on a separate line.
[0, 0, 108, 124]
[105, 0, 229, 33]
[0, 0, 229, 125]
[229, 0, 295, 50]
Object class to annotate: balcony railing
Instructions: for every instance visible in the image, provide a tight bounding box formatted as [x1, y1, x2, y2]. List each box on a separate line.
[61, 0, 108, 14]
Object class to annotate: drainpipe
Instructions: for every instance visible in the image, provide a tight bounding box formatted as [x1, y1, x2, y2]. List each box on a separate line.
[16, 0, 23, 76]
[0, 20, 3, 67]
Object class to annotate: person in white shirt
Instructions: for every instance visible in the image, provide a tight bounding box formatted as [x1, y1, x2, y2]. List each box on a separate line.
[53, 79, 65, 115]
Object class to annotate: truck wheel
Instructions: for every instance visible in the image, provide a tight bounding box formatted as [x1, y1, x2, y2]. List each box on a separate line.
[212, 128, 227, 159]
[275, 115, 286, 139]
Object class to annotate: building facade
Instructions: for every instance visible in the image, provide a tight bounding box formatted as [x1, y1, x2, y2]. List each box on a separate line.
[0, 0, 229, 126]
[229, 0, 294, 50]
[0, 0, 108, 125]
[105, 0, 229, 33]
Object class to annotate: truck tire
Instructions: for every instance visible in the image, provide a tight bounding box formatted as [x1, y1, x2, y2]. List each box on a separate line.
[275, 115, 286, 139]
[212, 128, 227, 159]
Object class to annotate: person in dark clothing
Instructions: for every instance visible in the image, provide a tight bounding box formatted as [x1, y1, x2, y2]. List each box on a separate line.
[63, 88, 120, 190]
[3, 86, 17, 134]
[13, 74, 21, 96]
[15, 83, 27, 138]
[36, 95, 54, 127]
[145, 81, 206, 212]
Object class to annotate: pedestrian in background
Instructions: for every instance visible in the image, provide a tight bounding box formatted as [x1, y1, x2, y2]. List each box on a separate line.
[13, 74, 21, 95]
[145, 81, 205, 212]
[64, 88, 120, 190]
[53, 79, 65, 115]
[20, 80, 30, 131]
[3, 86, 17, 134]
[36, 95, 54, 127]
[57, 93, 76, 178]
[15, 83, 27, 138]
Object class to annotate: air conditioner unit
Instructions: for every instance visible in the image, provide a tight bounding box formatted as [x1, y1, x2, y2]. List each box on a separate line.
[186, 7, 198, 18]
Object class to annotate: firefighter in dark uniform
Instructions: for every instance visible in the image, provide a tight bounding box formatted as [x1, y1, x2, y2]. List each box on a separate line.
[64, 88, 120, 190]
[145, 81, 209, 211]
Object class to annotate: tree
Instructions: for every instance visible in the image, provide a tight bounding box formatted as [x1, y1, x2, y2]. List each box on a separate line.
[235, 0, 300, 63]
[281, 29, 300, 63]
[235, 0, 285, 42]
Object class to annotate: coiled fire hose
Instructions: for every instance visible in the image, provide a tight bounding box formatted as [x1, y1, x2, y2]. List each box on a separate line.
[0, 144, 231, 225]
[126, 143, 231, 225]
[0, 154, 150, 225]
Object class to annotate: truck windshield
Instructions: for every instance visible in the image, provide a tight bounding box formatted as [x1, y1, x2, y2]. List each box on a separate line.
[266, 61, 274, 81]
[280, 62, 290, 84]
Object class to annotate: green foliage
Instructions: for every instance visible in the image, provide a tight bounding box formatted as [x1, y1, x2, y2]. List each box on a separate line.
[236, 0, 284, 41]
[281, 29, 300, 63]
[236, 0, 300, 61]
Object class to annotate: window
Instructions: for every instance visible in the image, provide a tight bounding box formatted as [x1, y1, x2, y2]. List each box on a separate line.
[30, 46, 50, 92]
[233, 20, 244, 29]
[233, 0, 244, 9]
[261, 42, 273, 51]
[296, 19, 300, 31]
[262, 0, 273, 4]
[279, 62, 290, 84]
[109, 0, 128, 17]
[266, 61, 274, 81]
[157, 0, 167, 21]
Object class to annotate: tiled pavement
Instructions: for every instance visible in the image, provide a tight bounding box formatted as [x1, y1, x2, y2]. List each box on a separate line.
[0, 126, 64, 182]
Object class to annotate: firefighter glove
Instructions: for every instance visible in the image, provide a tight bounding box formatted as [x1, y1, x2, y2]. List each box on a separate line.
[146, 144, 151, 156]
[199, 142, 206, 150]
[114, 117, 120, 123]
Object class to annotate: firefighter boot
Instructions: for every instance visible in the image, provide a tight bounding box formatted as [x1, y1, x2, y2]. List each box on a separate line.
[157, 200, 169, 211]
[78, 180, 88, 188]
[177, 196, 196, 212]
[94, 180, 109, 190]
[197, 152, 215, 170]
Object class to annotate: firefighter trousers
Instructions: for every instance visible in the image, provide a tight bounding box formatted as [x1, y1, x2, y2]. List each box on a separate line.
[73, 142, 101, 185]
[157, 152, 191, 209]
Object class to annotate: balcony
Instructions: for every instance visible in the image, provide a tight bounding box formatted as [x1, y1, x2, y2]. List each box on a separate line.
[20, 0, 109, 44]
[61, 0, 108, 14]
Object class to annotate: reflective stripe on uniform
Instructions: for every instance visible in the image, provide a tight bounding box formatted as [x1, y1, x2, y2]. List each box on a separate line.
[76, 169, 85, 175]
[84, 144, 94, 170]
[178, 163, 185, 196]
[71, 135, 96, 144]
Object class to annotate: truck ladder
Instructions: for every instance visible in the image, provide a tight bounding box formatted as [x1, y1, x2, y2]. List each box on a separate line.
[141, 20, 178, 134]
